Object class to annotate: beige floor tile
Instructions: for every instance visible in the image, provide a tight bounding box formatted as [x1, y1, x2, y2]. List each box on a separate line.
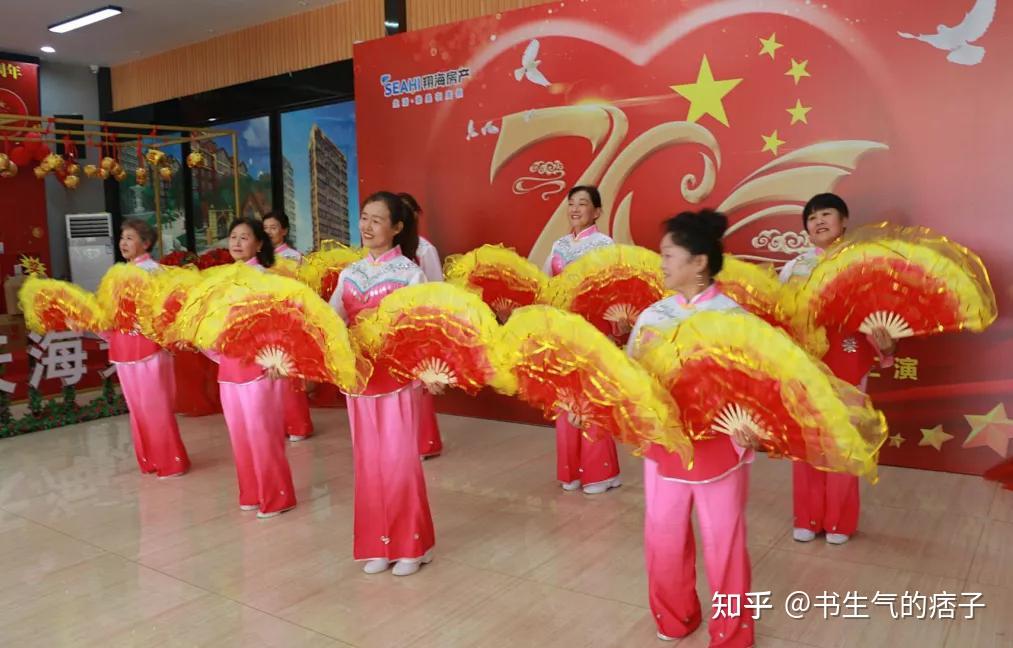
[987, 486, 1013, 523]
[944, 581, 1013, 648]
[967, 519, 1013, 589]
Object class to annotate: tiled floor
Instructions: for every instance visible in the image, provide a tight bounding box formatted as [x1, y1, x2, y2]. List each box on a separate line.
[1, 409, 1010, 647]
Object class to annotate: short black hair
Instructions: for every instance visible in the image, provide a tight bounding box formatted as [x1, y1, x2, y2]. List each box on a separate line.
[263, 210, 291, 231]
[802, 193, 849, 229]
[567, 185, 602, 209]
[662, 209, 728, 277]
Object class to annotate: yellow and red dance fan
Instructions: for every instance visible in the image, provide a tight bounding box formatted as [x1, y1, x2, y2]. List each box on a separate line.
[138, 265, 202, 348]
[18, 276, 102, 334]
[444, 244, 547, 323]
[497, 305, 690, 460]
[784, 223, 997, 342]
[636, 309, 887, 481]
[714, 256, 821, 353]
[298, 243, 367, 301]
[177, 265, 363, 391]
[96, 263, 154, 333]
[268, 257, 300, 279]
[352, 282, 510, 395]
[546, 244, 665, 346]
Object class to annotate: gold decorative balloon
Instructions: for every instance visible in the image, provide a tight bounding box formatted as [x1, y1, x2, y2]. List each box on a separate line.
[114, 169, 128, 182]
[33, 166, 48, 179]
[100, 156, 116, 171]
[135, 167, 148, 185]
[98, 167, 110, 180]
[186, 151, 204, 168]
[146, 148, 166, 166]
[83, 164, 99, 177]
[0, 161, 17, 178]
[66, 163, 81, 176]
[0, 153, 9, 171]
[43, 154, 65, 172]
[64, 175, 80, 189]
[159, 166, 172, 180]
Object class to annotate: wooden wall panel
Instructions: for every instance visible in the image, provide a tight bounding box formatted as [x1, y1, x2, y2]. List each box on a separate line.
[407, 0, 556, 31]
[111, 0, 384, 111]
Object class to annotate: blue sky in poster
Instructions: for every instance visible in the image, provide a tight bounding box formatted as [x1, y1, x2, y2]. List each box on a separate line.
[214, 115, 272, 179]
[281, 101, 360, 249]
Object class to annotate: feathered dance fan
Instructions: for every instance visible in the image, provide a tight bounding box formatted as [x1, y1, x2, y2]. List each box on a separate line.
[636, 309, 888, 481]
[96, 263, 154, 333]
[298, 244, 367, 301]
[352, 282, 509, 394]
[497, 305, 690, 460]
[138, 266, 203, 348]
[18, 276, 102, 334]
[545, 244, 665, 346]
[268, 257, 300, 279]
[175, 265, 363, 391]
[783, 223, 997, 342]
[444, 244, 548, 323]
[714, 255, 821, 354]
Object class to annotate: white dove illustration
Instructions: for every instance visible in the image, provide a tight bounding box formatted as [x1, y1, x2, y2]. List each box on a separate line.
[514, 40, 551, 87]
[466, 119, 479, 141]
[898, 0, 995, 66]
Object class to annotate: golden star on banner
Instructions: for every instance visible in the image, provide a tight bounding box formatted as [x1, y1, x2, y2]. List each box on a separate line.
[761, 130, 785, 156]
[786, 58, 811, 85]
[759, 33, 783, 59]
[919, 425, 954, 451]
[670, 55, 743, 127]
[963, 403, 1013, 457]
[888, 433, 906, 448]
[786, 99, 812, 125]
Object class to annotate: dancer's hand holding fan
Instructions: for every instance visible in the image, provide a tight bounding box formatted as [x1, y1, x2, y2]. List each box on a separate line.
[444, 244, 547, 324]
[545, 244, 666, 346]
[497, 305, 690, 461]
[351, 282, 510, 396]
[636, 309, 888, 481]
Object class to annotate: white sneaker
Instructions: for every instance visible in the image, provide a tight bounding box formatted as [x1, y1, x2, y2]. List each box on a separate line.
[157, 471, 187, 480]
[582, 476, 622, 495]
[239, 504, 259, 511]
[656, 631, 677, 641]
[392, 550, 433, 576]
[363, 558, 391, 574]
[793, 528, 816, 542]
[561, 480, 581, 491]
[257, 505, 295, 519]
[826, 533, 850, 545]
[288, 435, 307, 442]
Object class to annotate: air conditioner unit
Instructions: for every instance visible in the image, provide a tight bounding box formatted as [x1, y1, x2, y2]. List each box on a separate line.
[66, 212, 115, 291]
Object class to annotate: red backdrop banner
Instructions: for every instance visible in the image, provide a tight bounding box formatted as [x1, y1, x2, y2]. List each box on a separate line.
[0, 59, 49, 311]
[354, 0, 1013, 474]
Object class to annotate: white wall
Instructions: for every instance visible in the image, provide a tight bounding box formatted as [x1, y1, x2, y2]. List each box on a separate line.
[39, 62, 106, 281]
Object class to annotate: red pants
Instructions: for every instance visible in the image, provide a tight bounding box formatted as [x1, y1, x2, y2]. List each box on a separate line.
[117, 352, 190, 477]
[555, 418, 620, 486]
[644, 459, 753, 648]
[418, 391, 443, 457]
[792, 462, 860, 536]
[220, 378, 297, 514]
[283, 380, 314, 439]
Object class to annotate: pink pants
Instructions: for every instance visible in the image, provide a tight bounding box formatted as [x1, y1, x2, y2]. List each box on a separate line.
[418, 390, 443, 457]
[283, 379, 314, 439]
[644, 459, 754, 648]
[116, 351, 190, 477]
[792, 462, 860, 536]
[555, 418, 620, 486]
[347, 385, 435, 561]
[220, 378, 297, 514]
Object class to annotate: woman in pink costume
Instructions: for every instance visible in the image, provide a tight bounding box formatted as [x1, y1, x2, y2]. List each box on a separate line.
[329, 191, 435, 577]
[111, 218, 190, 478]
[627, 210, 758, 647]
[263, 210, 314, 442]
[542, 185, 621, 495]
[213, 218, 297, 519]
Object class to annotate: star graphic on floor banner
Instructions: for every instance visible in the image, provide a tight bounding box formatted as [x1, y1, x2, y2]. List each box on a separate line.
[963, 404, 1013, 457]
[888, 433, 906, 448]
[759, 33, 783, 59]
[670, 55, 743, 127]
[918, 425, 954, 451]
[786, 58, 811, 85]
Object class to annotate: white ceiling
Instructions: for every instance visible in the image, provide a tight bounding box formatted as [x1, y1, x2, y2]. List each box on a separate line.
[0, 0, 345, 67]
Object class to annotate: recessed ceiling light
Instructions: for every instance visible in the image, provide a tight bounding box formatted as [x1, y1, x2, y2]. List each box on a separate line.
[207, 117, 217, 122]
[40, 46, 56, 54]
[49, 5, 123, 34]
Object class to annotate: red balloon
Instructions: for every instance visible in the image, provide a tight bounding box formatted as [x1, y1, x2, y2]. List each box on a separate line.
[23, 132, 42, 157]
[34, 143, 51, 161]
[8, 145, 31, 167]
